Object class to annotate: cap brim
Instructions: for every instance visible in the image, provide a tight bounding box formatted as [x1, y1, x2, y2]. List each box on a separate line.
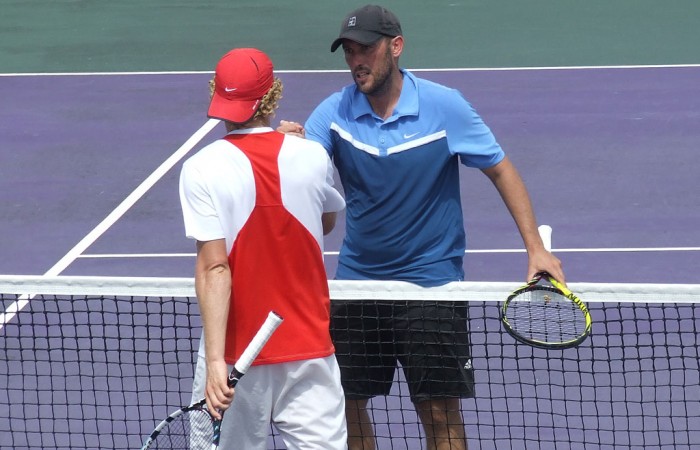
[207, 92, 260, 124]
[330, 30, 384, 52]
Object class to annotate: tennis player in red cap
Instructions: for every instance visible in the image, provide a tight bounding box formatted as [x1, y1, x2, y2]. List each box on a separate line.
[179, 47, 348, 449]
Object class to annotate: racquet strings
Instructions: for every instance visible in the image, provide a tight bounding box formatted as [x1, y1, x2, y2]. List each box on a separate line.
[147, 408, 214, 449]
[506, 288, 586, 343]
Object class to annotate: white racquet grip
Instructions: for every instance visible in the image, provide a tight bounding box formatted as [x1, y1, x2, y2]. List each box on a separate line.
[233, 311, 284, 375]
[538, 224, 553, 252]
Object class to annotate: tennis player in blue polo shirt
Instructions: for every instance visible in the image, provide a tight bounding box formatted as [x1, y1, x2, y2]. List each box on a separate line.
[280, 4, 566, 450]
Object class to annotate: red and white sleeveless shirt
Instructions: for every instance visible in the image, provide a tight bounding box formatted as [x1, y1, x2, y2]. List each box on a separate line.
[180, 127, 345, 365]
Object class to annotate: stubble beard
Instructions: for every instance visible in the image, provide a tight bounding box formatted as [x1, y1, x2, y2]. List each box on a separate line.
[354, 47, 395, 97]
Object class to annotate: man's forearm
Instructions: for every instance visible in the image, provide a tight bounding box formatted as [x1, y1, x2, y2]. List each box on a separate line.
[482, 156, 543, 252]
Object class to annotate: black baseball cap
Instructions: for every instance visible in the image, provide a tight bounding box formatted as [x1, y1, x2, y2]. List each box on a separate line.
[330, 4, 402, 52]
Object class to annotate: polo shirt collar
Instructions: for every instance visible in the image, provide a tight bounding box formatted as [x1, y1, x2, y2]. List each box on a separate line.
[225, 126, 273, 135]
[351, 69, 419, 123]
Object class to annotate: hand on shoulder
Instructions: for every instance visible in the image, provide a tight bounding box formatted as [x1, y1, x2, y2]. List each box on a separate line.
[277, 120, 305, 138]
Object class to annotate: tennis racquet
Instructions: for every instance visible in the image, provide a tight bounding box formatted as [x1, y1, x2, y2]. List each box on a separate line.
[140, 311, 284, 449]
[500, 225, 592, 349]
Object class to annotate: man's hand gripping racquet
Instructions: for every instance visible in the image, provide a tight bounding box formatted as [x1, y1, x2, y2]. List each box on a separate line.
[140, 311, 284, 449]
[501, 225, 592, 349]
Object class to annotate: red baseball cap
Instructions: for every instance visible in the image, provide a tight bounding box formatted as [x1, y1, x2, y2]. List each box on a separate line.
[208, 48, 274, 124]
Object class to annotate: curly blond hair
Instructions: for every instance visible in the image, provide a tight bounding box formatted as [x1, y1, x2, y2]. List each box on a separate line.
[209, 77, 283, 123]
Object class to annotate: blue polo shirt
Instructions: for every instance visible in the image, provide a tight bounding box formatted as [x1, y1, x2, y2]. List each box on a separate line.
[306, 70, 504, 287]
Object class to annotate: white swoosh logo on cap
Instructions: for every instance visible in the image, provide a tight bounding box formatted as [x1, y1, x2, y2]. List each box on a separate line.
[224, 87, 237, 92]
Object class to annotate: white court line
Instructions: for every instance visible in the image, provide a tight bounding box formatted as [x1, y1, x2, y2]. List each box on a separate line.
[78, 253, 197, 258]
[466, 247, 700, 254]
[0, 118, 220, 329]
[1, 63, 700, 77]
[74, 246, 700, 259]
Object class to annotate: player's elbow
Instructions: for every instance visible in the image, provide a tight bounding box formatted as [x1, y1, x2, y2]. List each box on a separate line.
[322, 212, 338, 235]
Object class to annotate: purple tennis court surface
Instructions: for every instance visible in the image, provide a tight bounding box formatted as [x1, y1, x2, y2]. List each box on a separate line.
[1, 67, 698, 282]
[1, 67, 699, 449]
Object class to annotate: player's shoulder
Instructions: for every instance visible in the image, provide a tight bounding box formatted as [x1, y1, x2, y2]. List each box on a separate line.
[409, 72, 463, 98]
[182, 138, 239, 171]
[188, 137, 231, 158]
[280, 134, 333, 176]
[282, 133, 329, 156]
[405, 71, 472, 115]
[316, 84, 353, 110]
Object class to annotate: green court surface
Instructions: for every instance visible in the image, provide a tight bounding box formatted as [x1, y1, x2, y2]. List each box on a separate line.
[1, 0, 699, 73]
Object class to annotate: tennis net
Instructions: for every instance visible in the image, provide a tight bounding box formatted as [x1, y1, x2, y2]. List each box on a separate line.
[1, 275, 699, 449]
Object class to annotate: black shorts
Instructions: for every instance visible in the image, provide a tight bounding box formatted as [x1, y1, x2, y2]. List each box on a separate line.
[330, 300, 475, 403]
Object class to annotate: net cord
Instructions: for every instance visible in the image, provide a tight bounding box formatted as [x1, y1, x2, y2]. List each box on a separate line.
[0, 275, 697, 303]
